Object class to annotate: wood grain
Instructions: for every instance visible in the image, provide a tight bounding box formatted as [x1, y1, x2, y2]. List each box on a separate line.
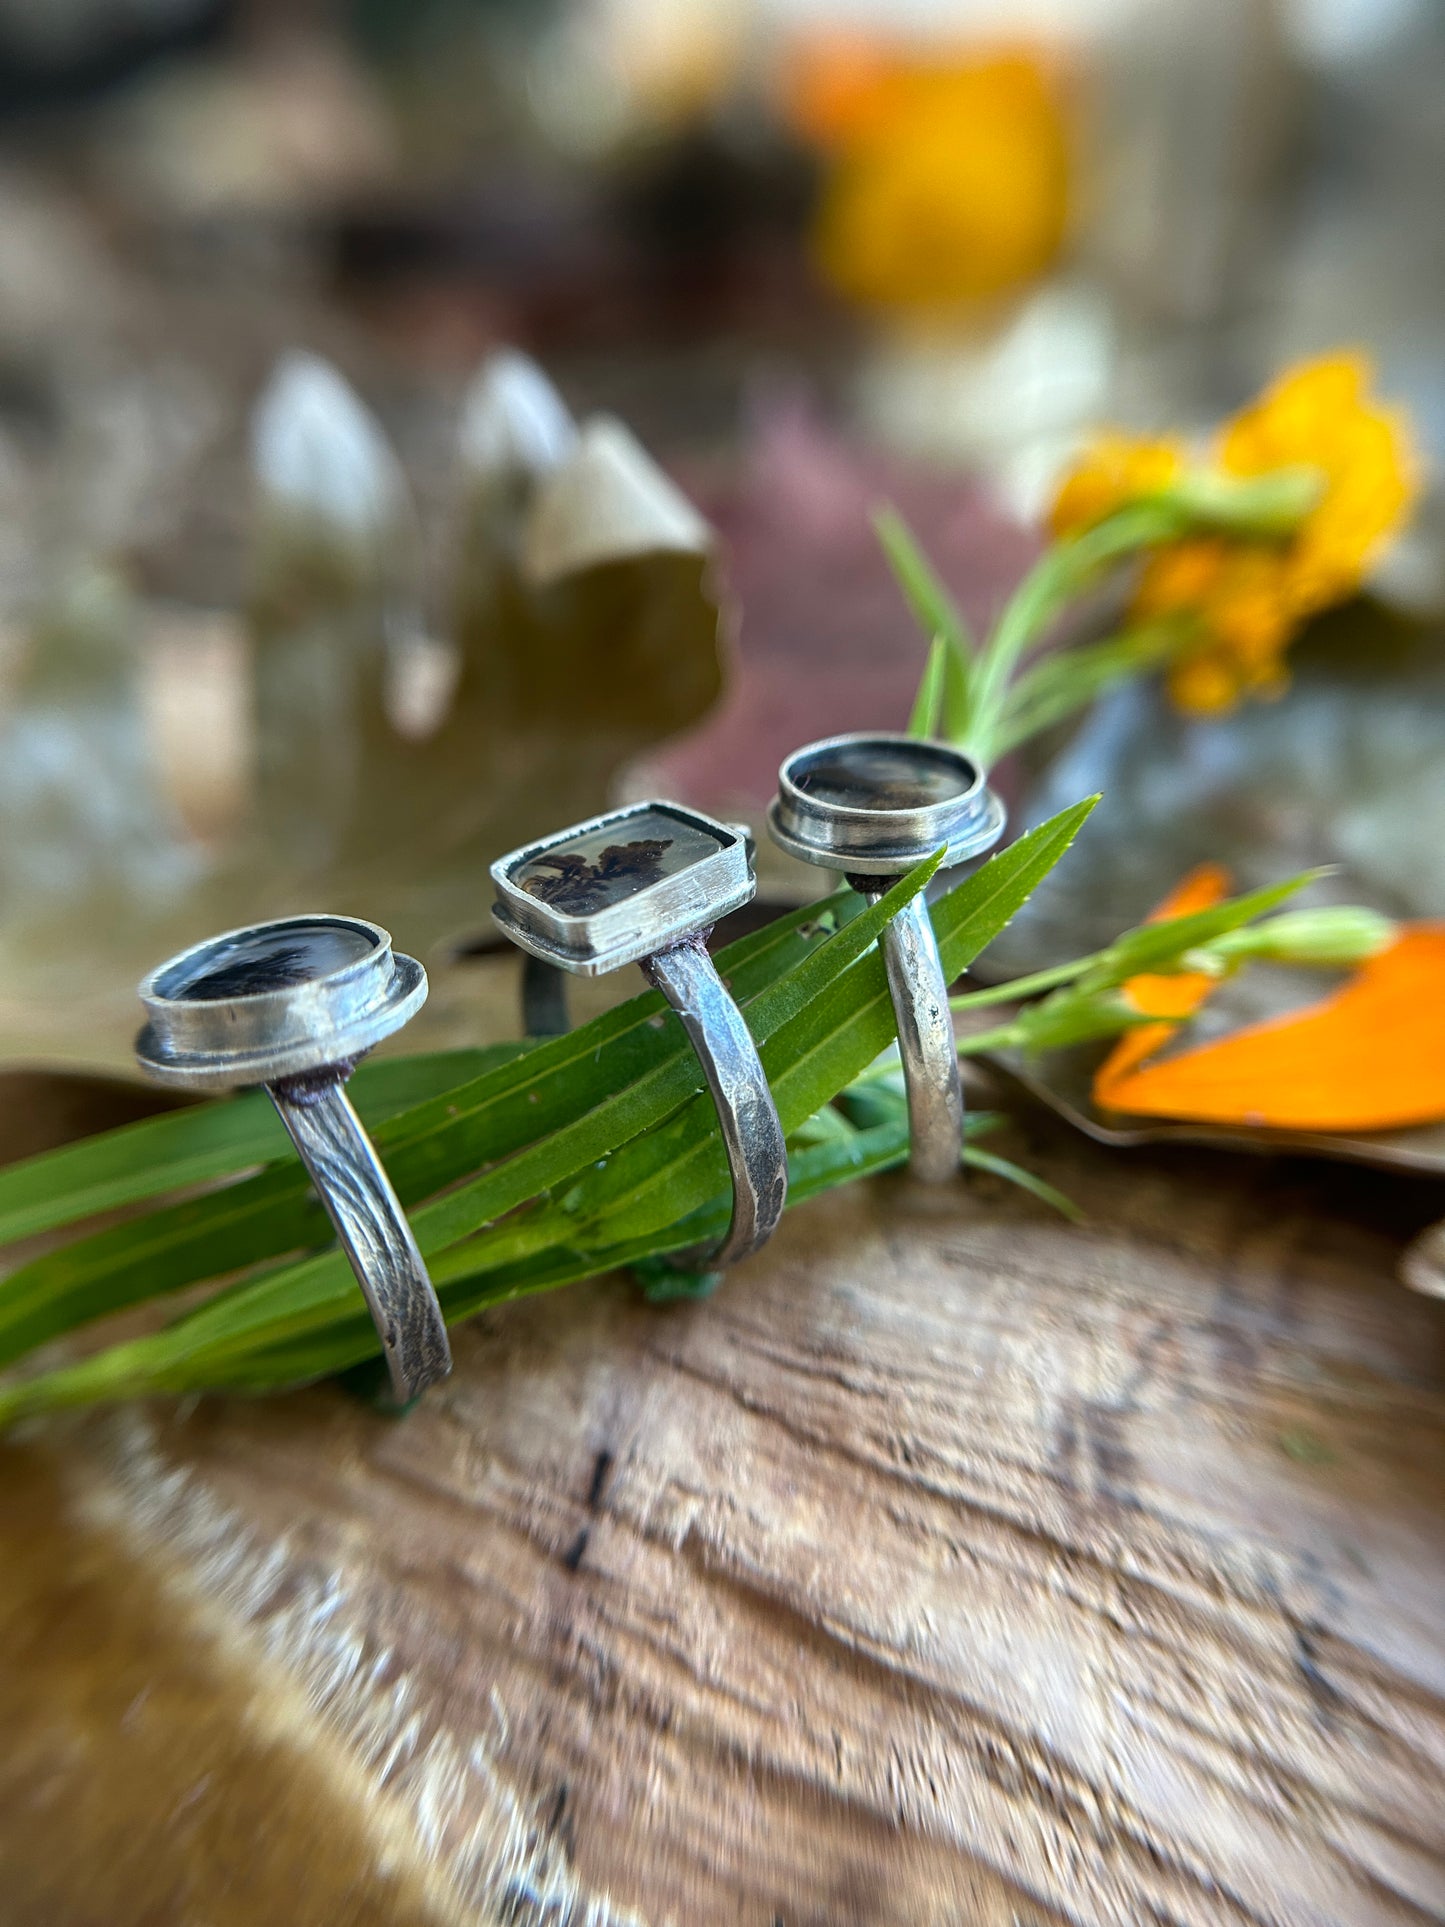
[2, 1109, 1443, 1926]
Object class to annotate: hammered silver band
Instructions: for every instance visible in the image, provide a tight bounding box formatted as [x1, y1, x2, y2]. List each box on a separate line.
[268, 1079, 451, 1401]
[863, 885, 966, 1184]
[644, 937, 787, 1266]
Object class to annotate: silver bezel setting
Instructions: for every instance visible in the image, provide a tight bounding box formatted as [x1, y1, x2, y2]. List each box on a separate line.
[136, 914, 427, 1091]
[768, 731, 1005, 875]
[491, 801, 755, 977]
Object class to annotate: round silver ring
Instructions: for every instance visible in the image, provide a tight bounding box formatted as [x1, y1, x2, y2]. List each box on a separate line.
[768, 733, 1006, 1181]
[491, 802, 786, 1267]
[135, 915, 451, 1403]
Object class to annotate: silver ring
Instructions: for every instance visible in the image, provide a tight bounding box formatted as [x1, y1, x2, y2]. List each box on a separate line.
[135, 915, 451, 1403]
[769, 732, 1005, 1181]
[491, 801, 786, 1267]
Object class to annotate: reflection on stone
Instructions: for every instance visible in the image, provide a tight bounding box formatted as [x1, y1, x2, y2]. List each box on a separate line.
[161, 922, 375, 1002]
[511, 807, 724, 917]
[793, 739, 975, 812]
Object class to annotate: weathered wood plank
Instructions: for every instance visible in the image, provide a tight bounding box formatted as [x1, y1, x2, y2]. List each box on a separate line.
[2, 1113, 1443, 1925]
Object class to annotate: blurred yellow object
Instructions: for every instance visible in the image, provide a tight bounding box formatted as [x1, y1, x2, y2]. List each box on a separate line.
[1139, 539, 1296, 711]
[1047, 432, 1183, 541]
[792, 45, 1070, 311]
[1051, 353, 1421, 714]
[1219, 354, 1419, 616]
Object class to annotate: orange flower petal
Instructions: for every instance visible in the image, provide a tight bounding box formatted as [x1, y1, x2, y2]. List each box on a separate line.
[1094, 864, 1230, 1090]
[1097, 925, 1445, 1132]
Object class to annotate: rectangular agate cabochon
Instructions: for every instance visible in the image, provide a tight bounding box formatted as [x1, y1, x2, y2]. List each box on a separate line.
[492, 802, 753, 974]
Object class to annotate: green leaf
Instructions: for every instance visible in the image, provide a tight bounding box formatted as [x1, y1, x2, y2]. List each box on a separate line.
[875, 506, 976, 664]
[908, 637, 947, 738]
[0, 1047, 521, 1248]
[877, 505, 978, 746]
[634, 1255, 724, 1303]
[963, 1145, 1084, 1222]
[1079, 872, 1322, 987]
[993, 621, 1187, 756]
[5, 859, 940, 1404]
[1008, 991, 1158, 1056]
[966, 500, 1207, 760]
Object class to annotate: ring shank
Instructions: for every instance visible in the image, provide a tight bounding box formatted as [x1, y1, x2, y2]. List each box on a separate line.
[644, 938, 788, 1268]
[269, 1081, 452, 1402]
[862, 885, 965, 1182]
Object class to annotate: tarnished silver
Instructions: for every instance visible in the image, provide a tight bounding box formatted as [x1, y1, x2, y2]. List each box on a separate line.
[769, 731, 1004, 875]
[491, 801, 786, 1266]
[644, 938, 787, 1266]
[135, 915, 450, 1403]
[768, 733, 1005, 1181]
[492, 800, 754, 975]
[866, 888, 967, 1183]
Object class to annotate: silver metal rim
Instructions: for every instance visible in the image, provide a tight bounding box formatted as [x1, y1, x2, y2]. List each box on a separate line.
[491, 878, 755, 977]
[490, 800, 754, 975]
[769, 731, 1005, 874]
[135, 916, 426, 1091]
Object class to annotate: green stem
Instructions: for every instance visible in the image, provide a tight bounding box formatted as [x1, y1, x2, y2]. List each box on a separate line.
[1169, 465, 1321, 533]
[963, 466, 1321, 763]
[955, 1020, 1026, 1055]
[991, 618, 1190, 756]
[950, 954, 1103, 1012]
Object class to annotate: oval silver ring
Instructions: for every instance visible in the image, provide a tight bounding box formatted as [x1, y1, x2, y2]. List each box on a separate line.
[768, 732, 1006, 1182]
[491, 802, 786, 1269]
[135, 914, 451, 1403]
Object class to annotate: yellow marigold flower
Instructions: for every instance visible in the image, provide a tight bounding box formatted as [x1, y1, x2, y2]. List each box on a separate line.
[1048, 432, 1183, 540]
[1217, 351, 1419, 617]
[800, 48, 1071, 310]
[1046, 352, 1420, 714]
[1137, 541, 1294, 711]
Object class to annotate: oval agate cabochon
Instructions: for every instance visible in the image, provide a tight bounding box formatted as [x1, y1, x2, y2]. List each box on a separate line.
[156, 919, 378, 1003]
[770, 733, 1004, 875]
[137, 916, 425, 1090]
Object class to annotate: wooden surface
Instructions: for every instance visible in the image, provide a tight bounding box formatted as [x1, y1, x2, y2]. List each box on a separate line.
[3, 1104, 1444, 1926]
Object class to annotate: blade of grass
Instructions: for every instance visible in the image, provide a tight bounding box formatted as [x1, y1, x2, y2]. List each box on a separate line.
[908, 637, 947, 738]
[0, 1047, 521, 1246]
[875, 506, 977, 664]
[963, 1146, 1083, 1222]
[101, 1118, 923, 1396]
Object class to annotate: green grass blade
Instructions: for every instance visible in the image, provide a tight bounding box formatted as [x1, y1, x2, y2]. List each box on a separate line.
[1080, 872, 1322, 985]
[908, 637, 947, 737]
[875, 506, 977, 664]
[963, 1146, 1084, 1222]
[35, 859, 941, 1389]
[60, 1120, 921, 1399]
[0, 1047, 521, 1247]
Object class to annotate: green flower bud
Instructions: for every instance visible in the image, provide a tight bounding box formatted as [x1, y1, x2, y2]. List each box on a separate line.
[1204, 906, 1396, 969]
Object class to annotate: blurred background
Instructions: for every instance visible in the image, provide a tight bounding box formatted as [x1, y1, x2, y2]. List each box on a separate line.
[1, 0, 1442, 1071]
